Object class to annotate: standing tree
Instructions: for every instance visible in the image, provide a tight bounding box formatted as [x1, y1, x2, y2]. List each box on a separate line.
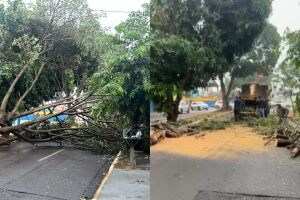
[150, 0, 218, 122]
[273, 30, 300, 115]
[203, 0, 273, 109]
[232, 23, 281, 89]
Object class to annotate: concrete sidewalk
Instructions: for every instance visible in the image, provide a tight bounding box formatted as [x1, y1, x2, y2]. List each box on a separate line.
[98, 152, 150, 200]
[98, 168, 150, 200]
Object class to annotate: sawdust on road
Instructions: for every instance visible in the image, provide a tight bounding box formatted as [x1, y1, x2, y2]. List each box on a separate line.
[151, 125, 274, 159]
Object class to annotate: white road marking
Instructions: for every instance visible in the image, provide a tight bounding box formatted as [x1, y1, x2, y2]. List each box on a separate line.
[38, 149, 64, 162]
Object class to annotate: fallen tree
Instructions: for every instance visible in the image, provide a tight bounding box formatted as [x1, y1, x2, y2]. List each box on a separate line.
[250, 115, 300, 158]
[0, 80, 121, 152]
[0, 0, 123, 153]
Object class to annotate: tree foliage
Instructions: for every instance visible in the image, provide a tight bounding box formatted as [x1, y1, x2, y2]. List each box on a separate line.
[0, 0, 149, 153]
[273, 30, 300, 115]
[150, 0, 218, 121]
[233, 23, 281, 88]
[89, 5, 150, 152]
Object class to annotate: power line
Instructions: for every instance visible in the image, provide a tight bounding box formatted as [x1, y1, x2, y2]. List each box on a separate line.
[0, 0, 133, 13]
[92, 9, 131, 14]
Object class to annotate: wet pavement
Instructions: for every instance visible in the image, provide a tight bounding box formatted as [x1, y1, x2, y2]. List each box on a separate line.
[0, 142, 112, 200]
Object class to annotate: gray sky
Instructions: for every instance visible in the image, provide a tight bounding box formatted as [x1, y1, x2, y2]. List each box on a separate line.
[87, 0, 149, 30]
[269, 0, 300, 35]
[0, 0, 149, 30]
[1, 0, 298, 34]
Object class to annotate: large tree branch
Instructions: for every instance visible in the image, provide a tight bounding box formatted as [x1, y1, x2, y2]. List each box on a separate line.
[0, 64, 30, 112]
[225, 74, 235, 99]
[11, 62, 46, 114]
[9, 97, 74, 120]
[1, 87, 100, 134]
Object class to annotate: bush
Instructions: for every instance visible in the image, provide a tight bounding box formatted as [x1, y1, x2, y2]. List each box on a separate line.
[248, 114, 279, 136]
[196, 119, 233, 130]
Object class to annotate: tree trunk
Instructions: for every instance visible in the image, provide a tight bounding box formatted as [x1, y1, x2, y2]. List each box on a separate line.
[167, 89, 182, 122]
[219, 73, 235, 110]
[219, 74, 229, 110]
[0, 112, 10, 138]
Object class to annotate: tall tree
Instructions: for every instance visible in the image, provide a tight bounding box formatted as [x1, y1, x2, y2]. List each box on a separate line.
[273, 30, 300, 115]
[232, 23, 281, 89]
[202, 0, 273, 109]
[150, 0, 218, 121]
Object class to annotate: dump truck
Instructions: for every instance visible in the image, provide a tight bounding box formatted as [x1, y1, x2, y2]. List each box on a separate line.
[239, 83, 272, 118]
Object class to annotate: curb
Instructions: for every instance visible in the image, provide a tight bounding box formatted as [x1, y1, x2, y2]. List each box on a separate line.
[91, 151, 122, 200]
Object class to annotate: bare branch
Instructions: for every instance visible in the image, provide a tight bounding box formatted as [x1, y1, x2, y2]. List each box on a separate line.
[0, 64, 30, 112]
[11, 62, 46, 114]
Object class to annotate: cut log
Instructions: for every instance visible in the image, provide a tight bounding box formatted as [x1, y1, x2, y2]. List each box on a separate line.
[151, 121, 166, 130]
[275, 134, 289, 139]
[186, 131, 200, 136]
[150, 129, 165, 145]
[290, 147, 300, 158]
[165, 123, 180, 135]
[165, 129, 179, 138]
[187, 128, 197, 133]
[150, 130, 157, 145]
[276, 138, 292, 147]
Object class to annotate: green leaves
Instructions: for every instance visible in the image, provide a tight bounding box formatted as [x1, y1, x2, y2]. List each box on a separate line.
[284, 30, 300, 69]
[89, 5, 150, 129]
[12, 35, 42, 64]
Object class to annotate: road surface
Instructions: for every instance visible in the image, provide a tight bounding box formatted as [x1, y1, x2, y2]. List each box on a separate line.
[0, 142, 112, 200]
[150, 108, 217, 123]
[151, 126, 300, 200]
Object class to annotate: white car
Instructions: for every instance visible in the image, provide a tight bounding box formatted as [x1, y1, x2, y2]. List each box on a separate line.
[214, 101, 223, 109]
[178, 102, 190, 113]
[191, 101, 208, 110]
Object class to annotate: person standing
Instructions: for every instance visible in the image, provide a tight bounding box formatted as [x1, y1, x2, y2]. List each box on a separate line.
[276, 104, 289, 124]
[234, 96, 241, 121]
[256, 96, 265, 118]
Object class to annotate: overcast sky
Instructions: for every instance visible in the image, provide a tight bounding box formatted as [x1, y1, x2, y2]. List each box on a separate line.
[90, 0, 300, 35]
[87, 0, 149, 30]
[0, 0, 298, 34]
[269, 0, 300, 35]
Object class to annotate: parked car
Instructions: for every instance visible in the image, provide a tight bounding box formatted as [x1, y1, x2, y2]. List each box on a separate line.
[214, 101, 223, 109]
[191, 101, 208, 110]
[178, 101, 190, 113]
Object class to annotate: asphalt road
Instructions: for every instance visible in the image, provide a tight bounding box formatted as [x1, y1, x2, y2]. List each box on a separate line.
[0, 142, 112, 200]
[151, 150, 300, 200]
[150, 108, 217, 124]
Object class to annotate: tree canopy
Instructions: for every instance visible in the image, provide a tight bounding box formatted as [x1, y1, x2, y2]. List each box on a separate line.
[150, 0, 274, 120]
[0, 0, 150, 153]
